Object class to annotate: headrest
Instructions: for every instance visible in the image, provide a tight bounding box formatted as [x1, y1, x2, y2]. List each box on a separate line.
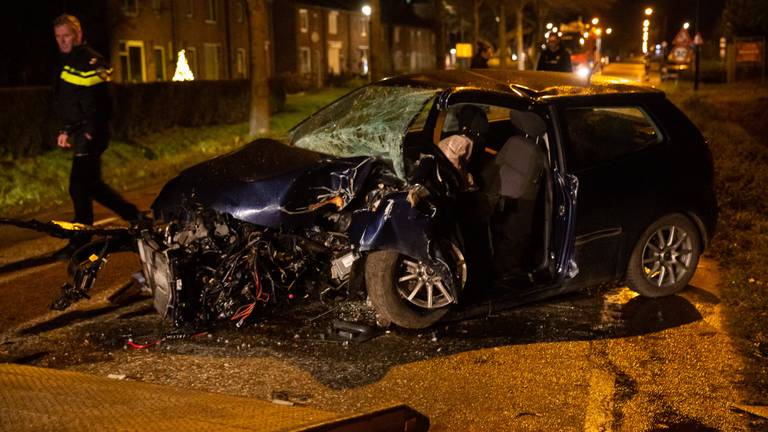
[509, 110, 546, 137]
[458, 105, 488, 141]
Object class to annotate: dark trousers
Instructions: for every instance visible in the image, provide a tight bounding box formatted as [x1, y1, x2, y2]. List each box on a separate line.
[69, 153, 139, 225]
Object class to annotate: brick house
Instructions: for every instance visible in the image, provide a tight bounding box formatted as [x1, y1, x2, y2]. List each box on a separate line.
[108, 0, 252, 82]
[108, 0, 435, 86]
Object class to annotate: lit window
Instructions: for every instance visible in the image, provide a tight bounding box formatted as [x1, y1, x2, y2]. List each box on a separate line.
[236, 48, 247, 78]
[299, 47, 311, 73]
[394, 27, 400, 43]
[118, 40, 146, 82]
[328, 11, 338, 35]
[153, 46, 166, 80]
[299, 9, 308, 33]
[204, 43, 221, 79]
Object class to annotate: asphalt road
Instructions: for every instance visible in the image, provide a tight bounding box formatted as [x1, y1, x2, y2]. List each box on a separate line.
[0, 182, 762, 430]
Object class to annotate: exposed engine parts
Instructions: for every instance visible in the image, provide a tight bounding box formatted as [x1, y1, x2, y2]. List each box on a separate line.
[138, 205, 355, 328]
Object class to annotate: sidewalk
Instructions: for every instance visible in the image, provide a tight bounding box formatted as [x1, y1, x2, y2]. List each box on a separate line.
[0, 363, 427, 431]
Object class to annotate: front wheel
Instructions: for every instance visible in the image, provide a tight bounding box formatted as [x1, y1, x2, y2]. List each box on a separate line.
[365, 249, 464, 329]
[626, 214, 701, 297]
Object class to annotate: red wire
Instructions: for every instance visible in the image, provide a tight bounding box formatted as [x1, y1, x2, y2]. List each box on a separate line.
[127, 339, 162, 350]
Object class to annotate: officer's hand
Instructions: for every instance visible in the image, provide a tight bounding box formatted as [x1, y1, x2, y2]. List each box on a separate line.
[57, 132, 71, 149]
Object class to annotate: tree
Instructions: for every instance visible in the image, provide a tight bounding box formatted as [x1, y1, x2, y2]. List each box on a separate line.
[723, 0, 768, 36]
[245, 0, 270, 136]
[369, 0, 394, 81]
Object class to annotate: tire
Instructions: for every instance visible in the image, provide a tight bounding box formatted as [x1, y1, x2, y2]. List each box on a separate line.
[365, 250, 460, 329]
[626, 214, 701, 297]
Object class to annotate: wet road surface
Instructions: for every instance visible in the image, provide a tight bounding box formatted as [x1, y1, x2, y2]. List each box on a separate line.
[0, 185, 763, 430]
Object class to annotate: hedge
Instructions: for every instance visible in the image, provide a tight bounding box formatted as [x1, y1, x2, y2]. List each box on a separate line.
[0, 78, 286, 158]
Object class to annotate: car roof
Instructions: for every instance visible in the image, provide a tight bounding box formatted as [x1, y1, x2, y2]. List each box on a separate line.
[379, 69, 664, 101]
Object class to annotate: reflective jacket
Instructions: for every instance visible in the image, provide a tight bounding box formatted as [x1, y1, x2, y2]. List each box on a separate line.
[54, 44, 113, 153]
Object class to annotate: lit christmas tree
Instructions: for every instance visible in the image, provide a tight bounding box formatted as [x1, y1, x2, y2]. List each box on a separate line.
[172, 49, 195, 81]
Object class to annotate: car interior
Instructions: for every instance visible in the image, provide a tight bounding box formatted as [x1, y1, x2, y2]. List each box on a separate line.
[403, 101, 556, 288]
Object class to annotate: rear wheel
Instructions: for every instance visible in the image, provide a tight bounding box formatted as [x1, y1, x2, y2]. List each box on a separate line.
[626, 214, 701, 297]
[365, 248, 465, 329]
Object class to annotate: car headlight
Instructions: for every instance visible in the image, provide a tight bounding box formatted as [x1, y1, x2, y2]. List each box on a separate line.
[576, 66, 591, 78]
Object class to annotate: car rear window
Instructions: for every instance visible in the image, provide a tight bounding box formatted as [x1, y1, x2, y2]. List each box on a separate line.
[562, 106, 662, 172]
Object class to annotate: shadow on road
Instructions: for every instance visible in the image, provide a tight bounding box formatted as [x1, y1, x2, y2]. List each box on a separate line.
[0, 254, 59, 275]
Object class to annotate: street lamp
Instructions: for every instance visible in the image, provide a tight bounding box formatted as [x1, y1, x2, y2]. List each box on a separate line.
[683, 22, 690, 30]
[606, 27, 613, 35]
[546, 22, 553, 30]
[644, 7, 653, 16]
[591, 17, 599, 25]
[361, 4, 371, 79]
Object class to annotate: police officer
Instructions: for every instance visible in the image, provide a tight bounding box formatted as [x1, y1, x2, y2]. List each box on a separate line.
[53, 15, 139, 254]
[537, 34, 573, 72]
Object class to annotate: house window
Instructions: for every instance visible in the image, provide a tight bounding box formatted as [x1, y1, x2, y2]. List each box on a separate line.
[236, 48, 247, 78]
[328, 11, 338, 35]
[394, 27, 400, 44]
[122, 0, 138, 15]
[204, 43, 221, 79]
[205, 0, 217, 23]
[186, 0, 193, 17]
[299, 9, 309, 33]
[299, 47, 311, 73]
[186, 46, 198, 76]
[118, 40, 146, 82]
[153, 46, 166, 81]
[361, 17, 367, 37]
[236, 1, 244, 23]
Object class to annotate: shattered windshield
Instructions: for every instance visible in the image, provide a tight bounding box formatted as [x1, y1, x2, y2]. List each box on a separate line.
[289, 85, 438, 177]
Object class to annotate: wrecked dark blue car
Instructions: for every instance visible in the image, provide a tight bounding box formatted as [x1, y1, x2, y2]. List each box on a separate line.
[137, 70, 716, 329]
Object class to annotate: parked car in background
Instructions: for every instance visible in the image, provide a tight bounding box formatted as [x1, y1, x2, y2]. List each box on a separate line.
[62, 70, 717, 330]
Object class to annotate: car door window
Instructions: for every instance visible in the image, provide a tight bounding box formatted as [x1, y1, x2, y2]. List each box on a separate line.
[562, 106, 662, 172]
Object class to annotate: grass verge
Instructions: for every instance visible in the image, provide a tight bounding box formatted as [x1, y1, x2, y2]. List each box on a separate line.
[0, 86, 353, 218]
[665, 82, 768, 402]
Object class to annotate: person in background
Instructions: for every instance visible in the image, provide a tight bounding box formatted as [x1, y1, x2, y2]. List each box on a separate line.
[53, 14, 140, 257]
[471, 42, 493, 68]
[537, 34, 573, 72]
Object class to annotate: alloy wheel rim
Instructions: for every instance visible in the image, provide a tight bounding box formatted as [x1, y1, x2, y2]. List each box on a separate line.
[641, 225, 694, 289]
[396, 244, 468, 309]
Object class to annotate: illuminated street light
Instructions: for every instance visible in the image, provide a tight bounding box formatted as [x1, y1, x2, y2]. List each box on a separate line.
[606, 27, 613, 35]
[552, 26, 558, 32]
[645, 7, 653, 16]
[643, 19, 650, 27]
[361, 4, 371, 16]
[583, 32, 589, 38]
[591, 17, 599, 25]
[546, 22, 553, 29]
[579, 38, 585, 45]
[595, 28, 602, 36]
[557, 31, 563, 37]
[683, 22, 690, 29]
